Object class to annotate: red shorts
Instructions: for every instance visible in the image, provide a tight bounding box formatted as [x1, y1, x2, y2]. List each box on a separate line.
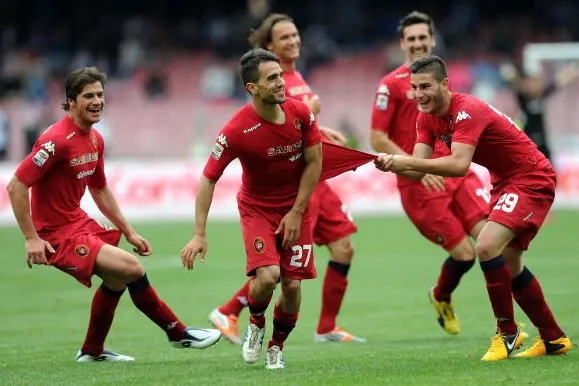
[310, 182, 357, 246]
[238, 202, 317, 280]
[400, 170, 489, 251]
[488, 170, 556, 251]
[44, 218, 122, 287]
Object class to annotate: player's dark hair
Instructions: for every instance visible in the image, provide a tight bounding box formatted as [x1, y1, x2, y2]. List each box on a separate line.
[248, 13, 294, 49]
[410, 55, 448, 82]
[62, 67, 107, 111]
[398, 11, 434, 38]
[239, 48, 281, 85]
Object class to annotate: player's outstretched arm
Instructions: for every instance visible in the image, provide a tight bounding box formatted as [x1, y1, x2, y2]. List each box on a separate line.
[277, 143, 322, 249]
[319, 126, 347, 146]
[370, 130, 409, 156]
[6, 176, 55, 267]
[181, 176, 217, 270]
[88, 186, 152, 256]
[376, 142, 474, 177]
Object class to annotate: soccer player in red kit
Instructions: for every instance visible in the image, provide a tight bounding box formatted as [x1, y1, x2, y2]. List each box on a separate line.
[209, 13, 365, 345]
[370, 12, 492, 335]
[180, 48, 323, 369]
[375, 55, 572, 361]
[6, 67, 221, 362]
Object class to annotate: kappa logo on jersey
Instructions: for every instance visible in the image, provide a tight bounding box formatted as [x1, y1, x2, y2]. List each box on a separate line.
[456, 111, 471, 122]
[212, 134, 228, 160]
[32, 149, 50, 167]
[217, 134, 228, 148]
[243, 123, 262, 134]
[41, 141, 56, 155]
[309, 111, 315, 125]
[253, 237, 266, 254]
[75, 244, 90, 257]
[395, 72, 410, 79]
[377, 84, 390, 94]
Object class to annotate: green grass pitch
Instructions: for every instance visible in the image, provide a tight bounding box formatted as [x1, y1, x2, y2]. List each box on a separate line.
[0, 211, 577, 385]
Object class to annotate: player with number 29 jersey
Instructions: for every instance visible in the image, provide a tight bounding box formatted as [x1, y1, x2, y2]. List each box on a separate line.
[416, 92, 556, 250]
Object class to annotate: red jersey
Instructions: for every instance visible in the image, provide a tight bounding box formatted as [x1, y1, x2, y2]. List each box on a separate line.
[203, 98, 322, 208]
[371, 65, 449, 188]
[284, 70, 314, 101]
[415, 93, 553, 184]
[14, 115, 107, 239]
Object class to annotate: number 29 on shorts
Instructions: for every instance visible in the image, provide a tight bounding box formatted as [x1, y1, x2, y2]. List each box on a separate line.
[493, 192, 519, 213]
[290, 244, 312, 267]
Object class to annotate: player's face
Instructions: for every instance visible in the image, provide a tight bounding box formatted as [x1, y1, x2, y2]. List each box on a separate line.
[411, 72, 448, 115]
[69, 81, 105, 125]
[249, 61, 286, 105]
[400, 23, 435, 62]
[267, 21, 301, 62]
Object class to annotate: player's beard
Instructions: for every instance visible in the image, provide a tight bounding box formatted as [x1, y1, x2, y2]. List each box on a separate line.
[263, 94, 286, 105]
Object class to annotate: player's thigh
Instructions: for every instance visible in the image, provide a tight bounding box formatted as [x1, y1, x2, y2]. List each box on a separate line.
[475, 221, 516, 261]
[451, 171, 490, 234]
[48, 233, 123, 288]
[94, 244, 145, 283]
[313, 182, 357, 248]
[239, 203, 283, 277]
[401, 187, 467, 252]
[280, 216, 317, 280]
[487, 179, 555, 252]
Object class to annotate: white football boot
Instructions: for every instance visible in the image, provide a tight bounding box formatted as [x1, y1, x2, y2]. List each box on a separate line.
[242, 323, 265, 363]
[265, 345, 285, 369]
[76, 349, 135, 363]
[170, 327, 221, 349]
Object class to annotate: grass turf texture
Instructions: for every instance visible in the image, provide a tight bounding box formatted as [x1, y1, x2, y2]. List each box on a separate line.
[1, 211, 577, 385]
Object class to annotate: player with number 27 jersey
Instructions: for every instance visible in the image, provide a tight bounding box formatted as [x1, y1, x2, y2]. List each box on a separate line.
[416, 92, 556, 250]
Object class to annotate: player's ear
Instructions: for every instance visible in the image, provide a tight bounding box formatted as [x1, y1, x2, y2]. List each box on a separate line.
[246, 82, 258, 96]
[441, 78, 449, 90]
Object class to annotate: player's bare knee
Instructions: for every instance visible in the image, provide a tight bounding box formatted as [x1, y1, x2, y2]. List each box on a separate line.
[280, 277, 301, 299]
[475, 241, 499, 262]
[102, 277, 127, 292]
[329, 238, 354, 264]
[254, 265, 280, 291]
[449, 239, 476, 262]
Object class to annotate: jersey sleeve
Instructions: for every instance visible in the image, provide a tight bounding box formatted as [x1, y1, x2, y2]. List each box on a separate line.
[14, 135, 63, 187]
[202, 127, 238, 182]
[88, 132, 107, 189]
[451, 99, 487, 147]
[415, 113, 436, 148]
[301, 105, 322, 147]
[370, 79, 398, 134]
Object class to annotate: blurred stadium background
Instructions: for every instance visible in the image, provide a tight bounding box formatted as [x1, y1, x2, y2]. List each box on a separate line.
[1, 1, 578, 384]
[1, 0, 579, 223]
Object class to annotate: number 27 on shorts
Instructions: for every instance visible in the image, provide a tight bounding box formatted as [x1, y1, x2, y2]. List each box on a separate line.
[290, 244, 312, 267]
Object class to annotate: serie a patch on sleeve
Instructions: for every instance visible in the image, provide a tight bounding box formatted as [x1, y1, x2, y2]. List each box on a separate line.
[32, 149, 50, 167]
